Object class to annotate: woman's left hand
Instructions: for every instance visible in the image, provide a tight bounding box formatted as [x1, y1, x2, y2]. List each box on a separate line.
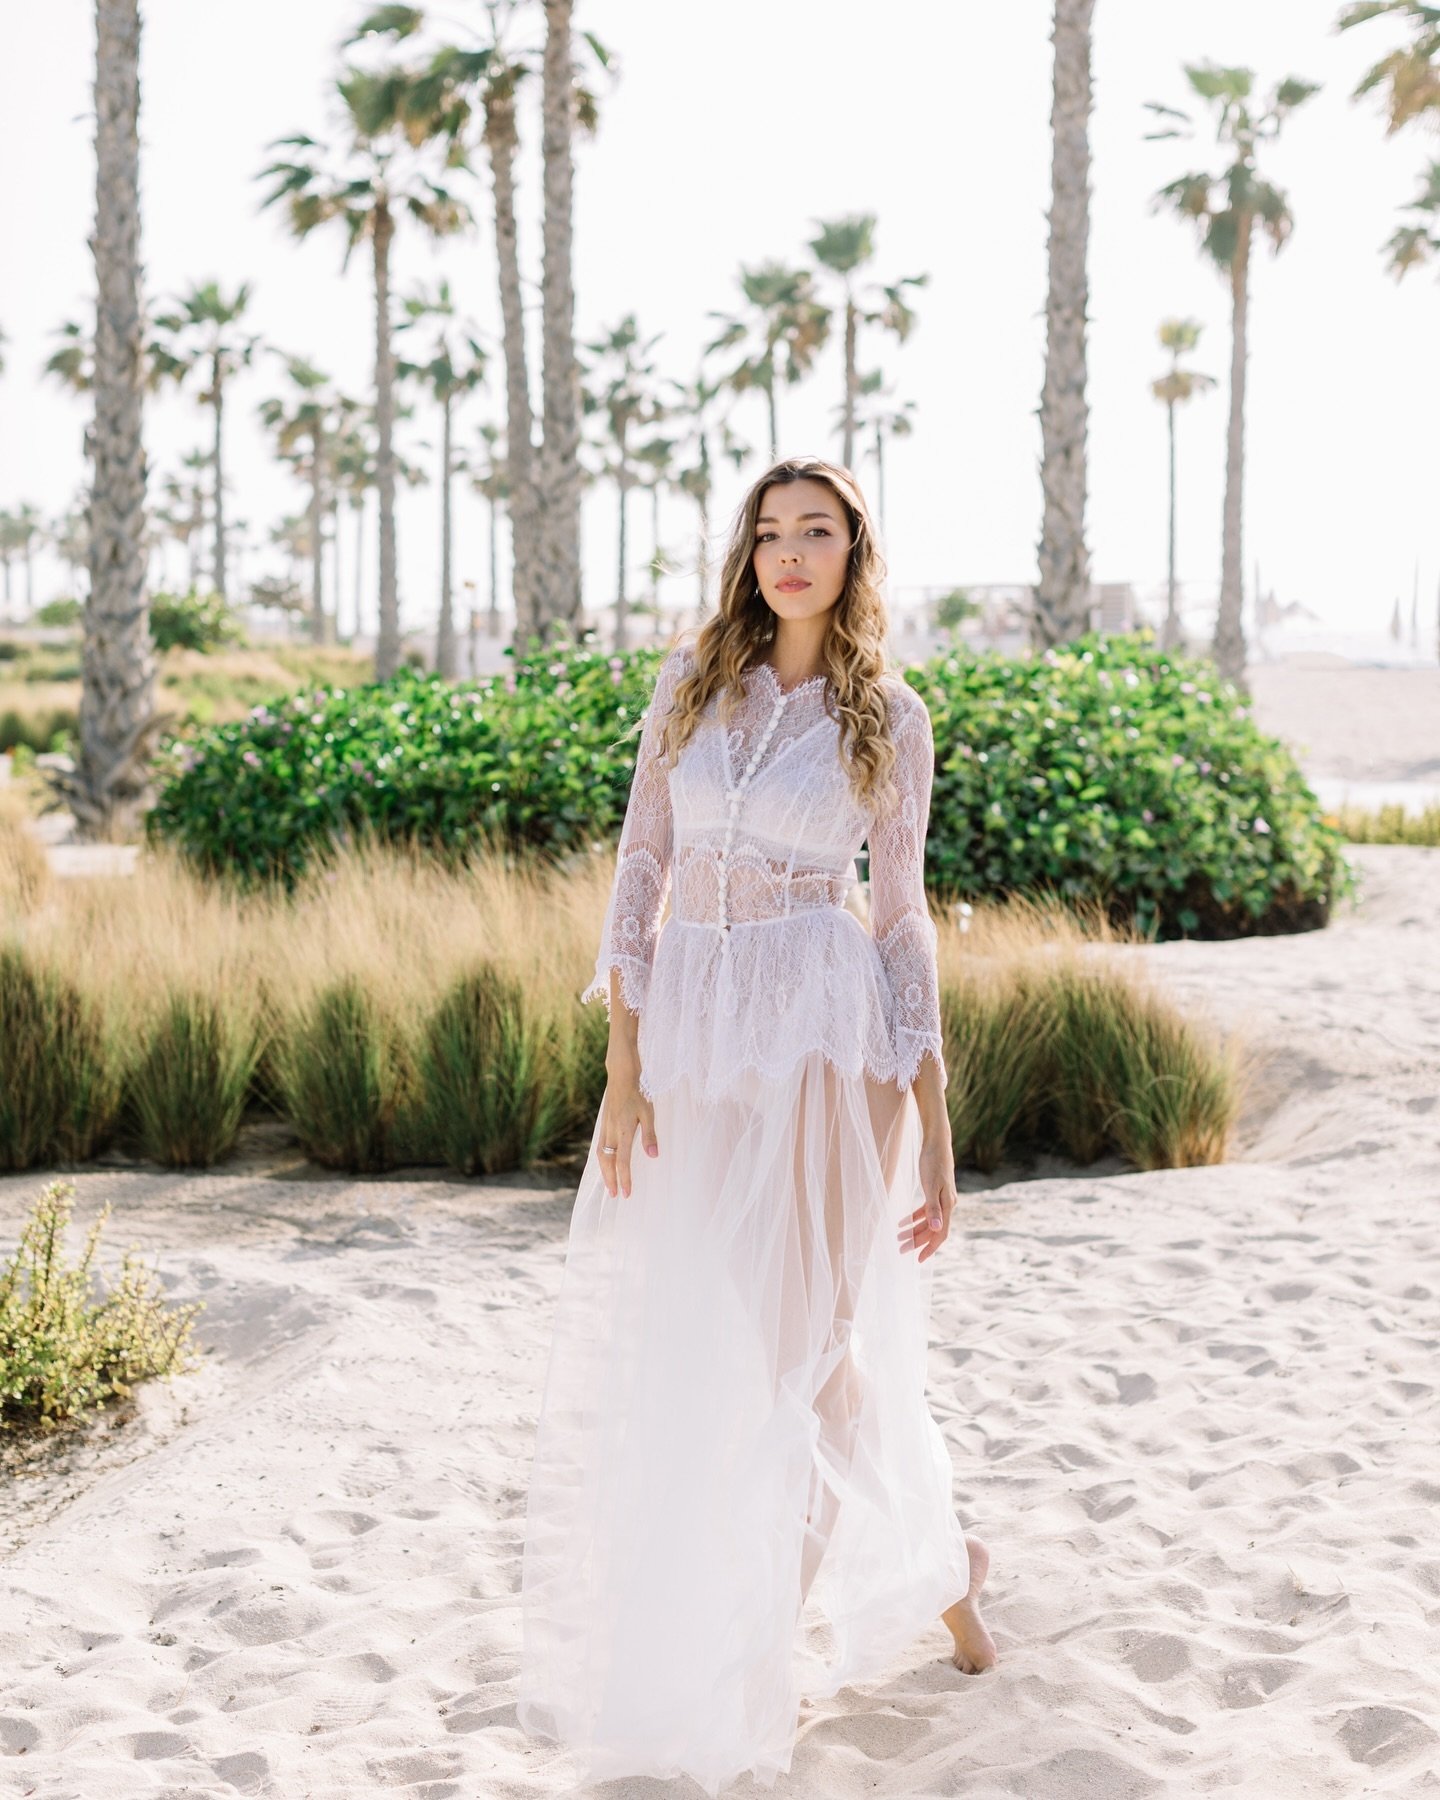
[900, 1137, 958, 1263]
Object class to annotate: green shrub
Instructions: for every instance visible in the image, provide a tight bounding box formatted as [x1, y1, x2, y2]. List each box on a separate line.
[34, 599, 82, 628]
[0, 1178, 203, 1430]
[149, 589, 243, 654]
[124, 990, 265, 1168]
[915, 630, 1352, 938]
[145, 642, 661, 888]
[147, 632, 1346, 940]
[0, 946, 122, 1170]
[269, 977, 413, 1172]
[408, 963, 565, 1174]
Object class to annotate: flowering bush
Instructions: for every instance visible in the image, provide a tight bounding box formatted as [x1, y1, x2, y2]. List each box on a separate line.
[911, 630, 1352, 937]
[145, 643, 662, 888]
[147, 629, 1350, 937]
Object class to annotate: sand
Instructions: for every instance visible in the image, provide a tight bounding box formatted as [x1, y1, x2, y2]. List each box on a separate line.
[1, 840, 1437, 1797]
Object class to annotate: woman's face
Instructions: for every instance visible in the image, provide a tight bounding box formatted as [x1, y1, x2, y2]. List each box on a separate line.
[751, 477, 852, 624]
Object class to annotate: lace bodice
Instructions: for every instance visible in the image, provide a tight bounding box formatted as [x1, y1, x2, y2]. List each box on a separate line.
[582, 644, 947, 1095]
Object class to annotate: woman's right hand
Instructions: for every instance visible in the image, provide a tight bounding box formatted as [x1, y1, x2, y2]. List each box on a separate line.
[597, 1057, 658, 1199]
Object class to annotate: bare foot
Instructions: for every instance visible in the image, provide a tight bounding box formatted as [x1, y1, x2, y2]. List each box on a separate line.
[941, 1535, 997, 1673]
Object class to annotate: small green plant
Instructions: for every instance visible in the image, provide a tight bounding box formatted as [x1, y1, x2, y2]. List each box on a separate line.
[409, 962, 565, 1174]
[125, 990, 266, 1167]
[0, 1178, 203, 1430]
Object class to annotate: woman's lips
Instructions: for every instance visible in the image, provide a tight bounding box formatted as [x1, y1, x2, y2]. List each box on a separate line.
[775, 579, 811, 592]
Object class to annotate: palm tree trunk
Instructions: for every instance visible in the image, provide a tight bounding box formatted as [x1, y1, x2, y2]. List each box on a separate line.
[486, 82, 540, 654]
[331, 497, 343, 641]
[766, 382, 778, 463]
[212, 352, 228, 602]
[1034, 0, 1095, 650]
[1162, 398, 1180, 650]
[614, 453, 630, 653]
[841, 292, 858, 470]
[310, 428, 326, 646]
[437, 389, 455, 678]
[1215, 215, 1251, 688]
[488, 494, 501, 638]
[374, 199, 400, 678]
[24, 548, 33, 612]
[538, 0, 583, 639]
[353, 497, 365, 641]
[72, 0, 162, 843]
[874, 419, 886, 532]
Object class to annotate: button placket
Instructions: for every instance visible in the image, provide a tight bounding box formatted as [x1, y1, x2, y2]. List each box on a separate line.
[718, 689, 788, 936]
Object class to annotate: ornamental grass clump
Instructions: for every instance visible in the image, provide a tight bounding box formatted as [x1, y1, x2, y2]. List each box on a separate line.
[0, 1178, 203, 1430]
[934, 893, 1241, 1173]
[0, 945, 123, 1172]
[410, 962, 567, 1175]
[125, 988, 267, 1168]
[268, 976, 414, 1173]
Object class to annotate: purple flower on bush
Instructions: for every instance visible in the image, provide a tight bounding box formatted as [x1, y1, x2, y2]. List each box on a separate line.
[1253, 817, 1271, 834]
[242, 750, 261, 770]
[1142, 809, 1154, 823]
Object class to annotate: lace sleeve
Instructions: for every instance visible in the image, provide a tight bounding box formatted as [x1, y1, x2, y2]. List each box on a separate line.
[867, 684, 947, 1091]
[580, 644, 687, 1019]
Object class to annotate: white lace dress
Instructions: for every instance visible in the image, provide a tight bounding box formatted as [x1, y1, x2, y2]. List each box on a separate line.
[518, 645, 971, 1795]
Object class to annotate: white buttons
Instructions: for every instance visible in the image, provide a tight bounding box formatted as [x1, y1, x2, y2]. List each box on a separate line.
[718, 692, 788, 934]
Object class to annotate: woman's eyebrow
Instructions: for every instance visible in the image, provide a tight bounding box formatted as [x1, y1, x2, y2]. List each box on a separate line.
[756, 511, 838, 525]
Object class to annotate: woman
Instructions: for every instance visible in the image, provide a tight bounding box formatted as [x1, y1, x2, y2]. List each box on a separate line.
[518, 455, 995, 1795]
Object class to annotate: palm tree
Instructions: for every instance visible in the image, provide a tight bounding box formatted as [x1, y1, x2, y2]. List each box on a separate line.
[632, 432, 680, 627]
[846, 368, 915, 537]
[470, 419, 510, 640]
[258, 71, 469, 680]
[537, 0, 590, 639]
[259, 356, 352, 646]
[0, 512, 24, 617]
[150, 280, 260, 603]
[346, 5, 612, 651]
[806, 214, 928, 473]
[50, 500, 91, 602]
[706, 263, 830, 462]
[582, 314, 665, 652]
[1338, 2, 1440, 132]
[2, 502, 45, 613]
[396, 279, 488, 678]
[329, 412, 377, 641]
[1146, 64, 1319, 687]
[53, 0, 170, 842]
[665, 367, 749, 619]
[1150, 319, 1216, 651]
[152, 449, 210, 591]
[1035, 0, 1096, 651]
[1386, 159, 1440, 275]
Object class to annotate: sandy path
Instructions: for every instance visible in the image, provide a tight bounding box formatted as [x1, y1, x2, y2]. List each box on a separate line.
[1, 846, 1438, 1798]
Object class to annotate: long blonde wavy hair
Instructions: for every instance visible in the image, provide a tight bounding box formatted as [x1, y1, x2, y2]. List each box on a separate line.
[651, 456, 902, 811]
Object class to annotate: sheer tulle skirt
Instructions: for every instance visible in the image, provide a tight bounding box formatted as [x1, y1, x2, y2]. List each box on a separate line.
[517, 1049, 970, 1796]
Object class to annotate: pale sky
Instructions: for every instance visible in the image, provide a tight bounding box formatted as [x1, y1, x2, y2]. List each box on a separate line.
[1, 0, 1435, 640]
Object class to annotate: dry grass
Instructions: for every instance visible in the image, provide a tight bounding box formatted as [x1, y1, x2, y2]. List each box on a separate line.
[0, 831, 1238, 1177]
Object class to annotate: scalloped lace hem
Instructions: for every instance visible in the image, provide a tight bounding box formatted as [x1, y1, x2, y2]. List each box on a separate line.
[580, 955, 651, 1019]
